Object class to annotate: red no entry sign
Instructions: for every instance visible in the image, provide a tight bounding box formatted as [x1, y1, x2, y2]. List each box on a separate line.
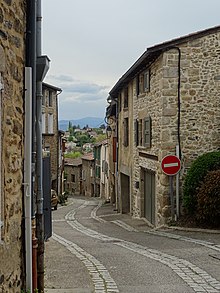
[161, 155, 181, 176]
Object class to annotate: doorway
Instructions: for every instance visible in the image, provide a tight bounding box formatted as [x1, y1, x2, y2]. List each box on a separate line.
[120, 173, 130, 214]
[142, 169, 155, 225]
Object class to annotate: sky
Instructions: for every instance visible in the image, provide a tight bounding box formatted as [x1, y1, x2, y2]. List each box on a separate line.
[42, 0, 220, 121]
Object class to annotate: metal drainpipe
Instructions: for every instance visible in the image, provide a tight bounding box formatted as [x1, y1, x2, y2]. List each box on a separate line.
[36, 0, 44, 291]
[24, 67, 33, 293]
[56, 90, 62, 197]
[26, 0, 37, 291]
[115, 98, 119, 211]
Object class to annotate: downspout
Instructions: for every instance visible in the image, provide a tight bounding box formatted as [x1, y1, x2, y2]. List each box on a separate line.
[166, 46, 181, 159]
[24, 68, 33, 292]
[56, 90, 62, 197]
[166, 47, 181, 218]
[36, 0, 50, 291]
[115, 98, 119, 211]
[26, 1, 37, 291]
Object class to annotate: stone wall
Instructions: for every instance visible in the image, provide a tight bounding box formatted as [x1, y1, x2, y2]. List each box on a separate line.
[117, 83, 133, 212]
[64, 164, 82, 196]
[0, 0, 26, 291]
[130, 30, 220, 226]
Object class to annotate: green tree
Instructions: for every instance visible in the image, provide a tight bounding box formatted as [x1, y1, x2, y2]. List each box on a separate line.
[64, 151, 82, 159]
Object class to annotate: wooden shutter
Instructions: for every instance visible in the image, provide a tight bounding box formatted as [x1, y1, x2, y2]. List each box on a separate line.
[144, 116, 151, 148]
[134, 119, 139, 146]
[123, 118, 129, 147]
[139, 119, 143, 146]
[144, 70, 150, 92]
[136, 75, 140, 96]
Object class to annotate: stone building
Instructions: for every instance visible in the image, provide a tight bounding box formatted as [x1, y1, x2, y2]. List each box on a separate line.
[94, 139, 110, 201]
[42, 82, 62, 194]
[64, 158, 82, 196]
[108, 25, 220, 226]
[81, 153, 95, 197]
[0, 0, 26, 291]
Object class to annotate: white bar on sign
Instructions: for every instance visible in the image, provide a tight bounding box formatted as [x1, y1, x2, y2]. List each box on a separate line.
[164, 163, 178, 168]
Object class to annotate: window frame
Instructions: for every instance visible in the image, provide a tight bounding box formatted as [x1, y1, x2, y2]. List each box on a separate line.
[48, 113, 54, 134]
[123, 87, 129, 109]
[135, 116, 152, 149]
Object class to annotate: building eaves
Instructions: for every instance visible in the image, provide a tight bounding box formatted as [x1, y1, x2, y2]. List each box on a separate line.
[109, 25, 220, 99]
[64, 158, 82, 166]
[43, 82, 62, 92]
[94, 139, 108, 147]
[81, 153, 94, 161]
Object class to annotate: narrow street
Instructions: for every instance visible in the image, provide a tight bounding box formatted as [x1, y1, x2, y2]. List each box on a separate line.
[45, 197, 220, 293]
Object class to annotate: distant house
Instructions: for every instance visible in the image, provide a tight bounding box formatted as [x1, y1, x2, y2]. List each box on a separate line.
[107, 25, 220, 226]
[93, 139, 109, 201]
[81, 153, 95, 197]
[42, 82, 62, 194]
[58, 131, 66, 199]
[64, 158, 82, 195]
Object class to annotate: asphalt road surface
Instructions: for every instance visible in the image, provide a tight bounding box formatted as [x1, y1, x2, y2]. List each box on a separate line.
[45, 196, 220, 293]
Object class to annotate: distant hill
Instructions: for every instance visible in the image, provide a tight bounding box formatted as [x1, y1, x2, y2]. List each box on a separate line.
[59, 117, 105, 131]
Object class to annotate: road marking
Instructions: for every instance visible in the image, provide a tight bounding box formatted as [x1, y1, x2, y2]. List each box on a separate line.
[111, 220, 138, 232]
[91, 201, 106, 223]
[64, 202, 220, 293]
[53, 233, 119, 293]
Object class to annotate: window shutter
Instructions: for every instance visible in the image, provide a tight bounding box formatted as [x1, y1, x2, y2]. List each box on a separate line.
[136, 75, 139, 96]
[144, 116, 151, 148]
[123, 118, 129, 147]
[134, 119, 139, 146]
[139, 119, 143, 146]
[144, 70, 150, 92]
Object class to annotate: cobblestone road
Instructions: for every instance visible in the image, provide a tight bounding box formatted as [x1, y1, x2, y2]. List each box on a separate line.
[45, 197, 220, 293]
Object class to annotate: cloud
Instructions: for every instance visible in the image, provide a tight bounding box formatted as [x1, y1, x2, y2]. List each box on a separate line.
[44, 74, 110, 119]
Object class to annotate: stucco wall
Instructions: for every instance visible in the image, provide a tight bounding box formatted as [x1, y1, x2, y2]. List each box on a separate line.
[42, 87, 59, 191]
[0, 0, 26, 291]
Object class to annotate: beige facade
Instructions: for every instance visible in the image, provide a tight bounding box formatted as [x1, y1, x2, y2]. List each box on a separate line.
[108, 26, 220, 226]
[42, 83, 61, 193]
[0, 0, 26, 291]
[64, 158, 82, 196]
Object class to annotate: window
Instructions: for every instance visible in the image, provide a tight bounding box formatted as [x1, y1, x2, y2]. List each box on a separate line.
[137, 69, 150, 95]
[144, 70, 150, 92]
[143, 117, 151, 148]
[138, 119, 143, 146]
[118, 93, 122, 112]
[71, 174, 75, 182]
[48, 113, 53, 134]
[124, 87, 128, 108]
[123, 118, 129, 147]
[135, 116, 152, 148]
[49, 91, 53, 107]
[95, 166, 101, 178]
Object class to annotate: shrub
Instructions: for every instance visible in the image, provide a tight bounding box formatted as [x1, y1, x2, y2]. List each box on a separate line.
[196, 170, 220, 227]
[183, 151, 220, 213]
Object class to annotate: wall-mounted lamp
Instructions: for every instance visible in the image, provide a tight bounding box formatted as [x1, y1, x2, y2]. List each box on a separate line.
[106, 125, 112, 138]
[107, 95, 112, 104]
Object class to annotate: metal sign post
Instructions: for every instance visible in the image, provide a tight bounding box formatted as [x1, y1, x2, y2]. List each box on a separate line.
[161, 155, 181, 221]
